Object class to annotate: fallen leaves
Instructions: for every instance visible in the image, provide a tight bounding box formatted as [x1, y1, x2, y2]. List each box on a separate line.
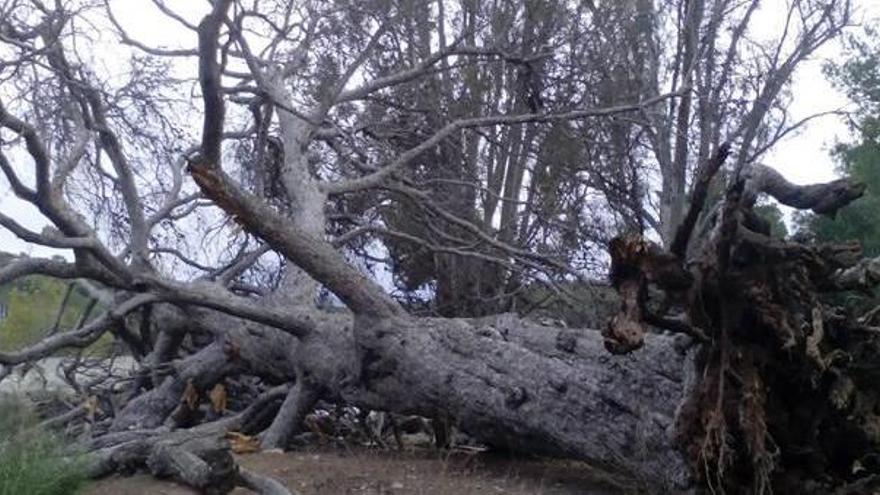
[226, 431, 260, 454]
[209, 382, 227, 414]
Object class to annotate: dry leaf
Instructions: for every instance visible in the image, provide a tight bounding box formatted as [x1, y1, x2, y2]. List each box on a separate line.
[226, 431, 260, 454]
[83, 395, 102, 421]
[209, 383, 227, 414]
[182, 379, 199, 411]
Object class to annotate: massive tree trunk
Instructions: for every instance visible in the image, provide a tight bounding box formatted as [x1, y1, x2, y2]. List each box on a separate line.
[108, 305, 698, 492]
[352, 315, 696, 488]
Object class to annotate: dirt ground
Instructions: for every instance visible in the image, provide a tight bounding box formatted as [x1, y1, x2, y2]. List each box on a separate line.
[84, 445, 634, 494]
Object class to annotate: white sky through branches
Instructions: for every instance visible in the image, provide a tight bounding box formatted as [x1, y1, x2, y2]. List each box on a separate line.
[0, 1, 877, 259]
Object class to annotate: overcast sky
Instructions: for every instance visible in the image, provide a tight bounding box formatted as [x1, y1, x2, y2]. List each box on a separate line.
[760, 2, 877, 185]
[1, 1, 877, 259]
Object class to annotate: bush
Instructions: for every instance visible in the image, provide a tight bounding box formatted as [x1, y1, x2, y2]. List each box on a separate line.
[0, 397, 89, 495]
[0, 274, 113, 357]
[0, 276, 88, 351]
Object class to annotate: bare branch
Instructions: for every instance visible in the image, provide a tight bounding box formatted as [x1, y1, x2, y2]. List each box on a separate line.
[0, 98, 51, 196]
[743, 163, 865, 216]
[0, 211, 96, 248]
[103, 0, 199, 57]
[0, 148, 37, 201]
[197, 0, 233, 165]
[192, 3, 401, 318]
[0, 256, 83, 286]
[140, 275, 315, 338]
[324, 92, 682, 195]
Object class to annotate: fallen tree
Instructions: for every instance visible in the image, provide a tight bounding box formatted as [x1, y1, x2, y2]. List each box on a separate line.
[91, 306, 699, 491]
[0, 1, 870, 494]
[42, 154, 880, 494]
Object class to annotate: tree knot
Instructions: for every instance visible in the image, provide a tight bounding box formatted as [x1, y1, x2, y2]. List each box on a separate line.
[505, 386, 529, 409]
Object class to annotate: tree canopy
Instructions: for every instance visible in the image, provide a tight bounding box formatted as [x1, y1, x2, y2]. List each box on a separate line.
[798, 30, 880, 256]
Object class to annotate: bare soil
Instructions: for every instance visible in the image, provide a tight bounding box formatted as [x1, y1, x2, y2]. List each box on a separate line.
[84, 445, 632, 494]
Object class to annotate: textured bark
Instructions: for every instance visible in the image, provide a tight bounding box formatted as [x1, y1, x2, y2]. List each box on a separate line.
[103, 304, 697, 491]
[0, 3, 856, 495]
[86, 390, 297, 493]
[743, 164, 866, 215]
[111, 318, 308, 432]
[260, 381, 319, 450]
[146, 442, 236, 494]
[348, 314, 698, 490]
[111, 341, 240, 431]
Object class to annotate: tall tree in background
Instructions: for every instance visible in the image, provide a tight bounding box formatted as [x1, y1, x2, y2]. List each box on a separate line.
[344, 0, 855, 317]
[798, 29, 880, 255]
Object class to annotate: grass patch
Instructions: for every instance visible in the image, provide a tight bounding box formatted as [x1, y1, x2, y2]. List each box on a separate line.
[0, 397, 89, 495]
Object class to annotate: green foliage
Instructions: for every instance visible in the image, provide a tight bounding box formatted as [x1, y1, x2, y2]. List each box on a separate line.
[515, 281, 618, 330]
[0, 398, 88, 495]
[0, 276, 92, 351]
[796, 29, 880, 253]
[797, 136, 880, 255]
[754, 202, 789, 239]
[824, 27, 880, 117]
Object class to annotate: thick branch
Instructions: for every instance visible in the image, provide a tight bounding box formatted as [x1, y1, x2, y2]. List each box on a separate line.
[829, 256, 880, 291]
[260, 380, 318, 450]
[743, 164, 865, 216]
[0, 256, 97, 286]
[143, 276, 315, 337]
[192, 3, 399, 318]
[187, 161, 400, 317]
[0, 212, 95, 249]
[197, 0, 233, 165]
[237, 469, 295, 495]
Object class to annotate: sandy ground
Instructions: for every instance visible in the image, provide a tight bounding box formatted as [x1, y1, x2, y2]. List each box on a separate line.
[84, 445, 632, 494]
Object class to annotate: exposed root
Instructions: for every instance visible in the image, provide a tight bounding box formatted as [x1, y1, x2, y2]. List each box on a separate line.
[609, 161, 875, 493]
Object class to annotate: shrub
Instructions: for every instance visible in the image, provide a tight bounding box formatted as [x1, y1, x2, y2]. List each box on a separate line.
[0, 397, 89, 495]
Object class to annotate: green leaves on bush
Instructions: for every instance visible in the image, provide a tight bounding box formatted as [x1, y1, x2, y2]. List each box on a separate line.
[0, 397, 89, 495]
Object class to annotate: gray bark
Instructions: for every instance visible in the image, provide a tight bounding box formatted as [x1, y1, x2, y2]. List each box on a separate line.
[347, 314, 698, 491]
[260, 380, 319, 450]
[146, 442, 236, 493]
[111, 340, 240, 431]
[110, 306, 698, 492]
